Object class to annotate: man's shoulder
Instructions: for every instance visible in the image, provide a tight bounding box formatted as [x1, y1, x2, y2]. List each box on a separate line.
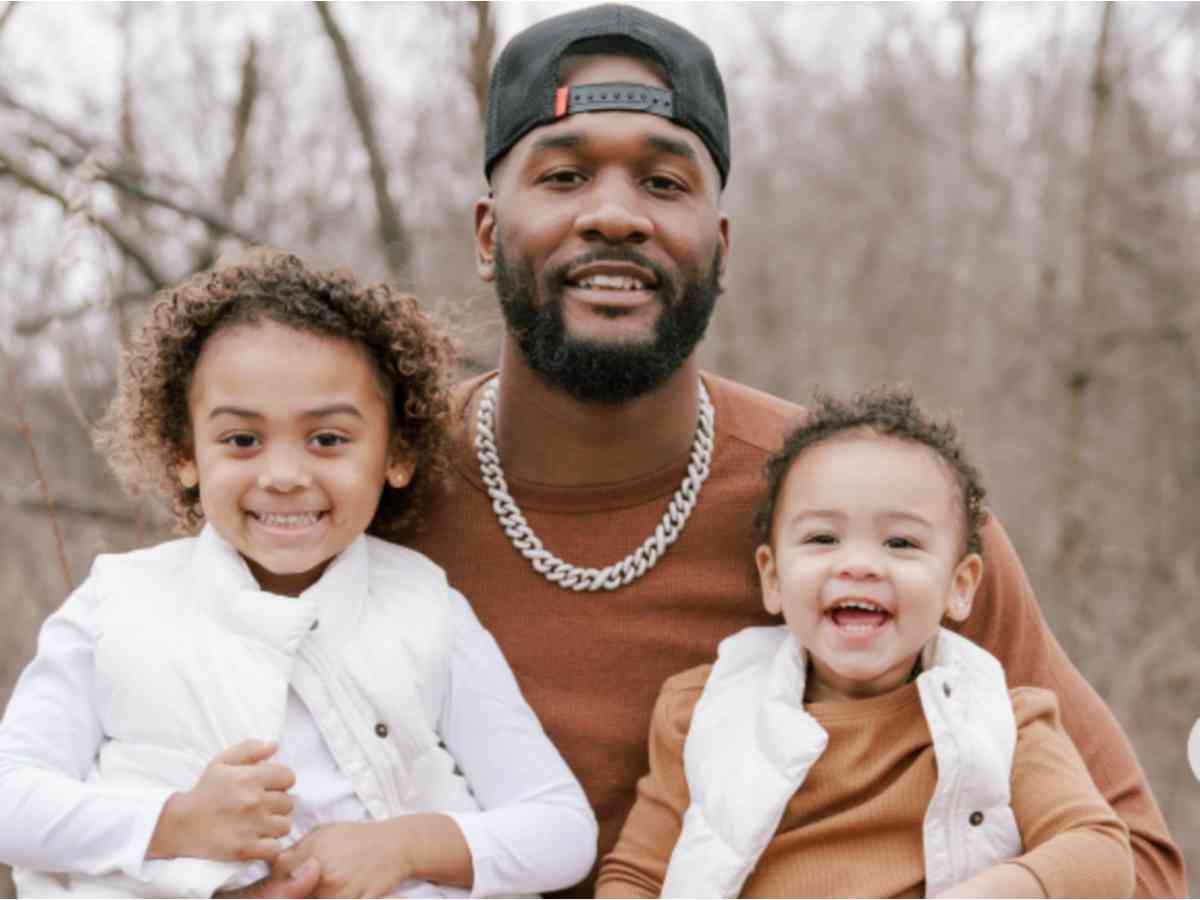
[449, 371, 493, 418]
[702, 371, 804, 455]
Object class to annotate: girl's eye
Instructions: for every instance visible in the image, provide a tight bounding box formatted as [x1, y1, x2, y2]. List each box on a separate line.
[885, 536, 918, 550]
[804, 533, 837, 545]
[222, 433, 259, 450]
[311, 433, 348, 449]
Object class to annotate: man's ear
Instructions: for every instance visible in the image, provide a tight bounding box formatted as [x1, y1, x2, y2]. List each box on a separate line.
[945, 553, 983, 623]
[756, 544, 783, 616]
[475, 195, 497, 282]
[717, 214, 731, 277]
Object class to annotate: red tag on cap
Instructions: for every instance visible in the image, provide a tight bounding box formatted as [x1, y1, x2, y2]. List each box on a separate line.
[554, 86, 569, 118]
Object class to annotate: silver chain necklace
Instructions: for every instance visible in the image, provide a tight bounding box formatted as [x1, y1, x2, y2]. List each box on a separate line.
[474, 379, 715, 592]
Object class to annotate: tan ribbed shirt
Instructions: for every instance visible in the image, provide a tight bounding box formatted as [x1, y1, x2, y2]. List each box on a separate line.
[596, 673, 1133, 898]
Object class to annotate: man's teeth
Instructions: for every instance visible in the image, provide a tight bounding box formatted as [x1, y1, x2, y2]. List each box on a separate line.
[254, 512, 321, 527]
[576, 274, 647, 291]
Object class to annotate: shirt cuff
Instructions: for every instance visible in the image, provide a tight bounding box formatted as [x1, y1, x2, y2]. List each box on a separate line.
[116, 787, 178, 880]
[443, 810, 489, 898]
[123, 789, 251, 898]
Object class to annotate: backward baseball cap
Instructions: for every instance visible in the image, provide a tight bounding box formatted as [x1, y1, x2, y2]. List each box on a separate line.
[484, 3, 731, 186]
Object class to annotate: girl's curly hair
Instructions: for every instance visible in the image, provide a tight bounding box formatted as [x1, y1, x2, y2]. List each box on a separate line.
[95, 250, 456, 539]
[755, 386, 988, 557]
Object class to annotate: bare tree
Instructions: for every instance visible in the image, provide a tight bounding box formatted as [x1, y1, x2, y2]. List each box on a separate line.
[1053, 2, 1115, 590]
[313, 1, 411, 283]
[465, 2, 495, 130]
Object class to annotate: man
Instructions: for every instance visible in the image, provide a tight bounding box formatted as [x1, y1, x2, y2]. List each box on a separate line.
[417, 4, 1183, 896]
[264, 4, 1184, 896]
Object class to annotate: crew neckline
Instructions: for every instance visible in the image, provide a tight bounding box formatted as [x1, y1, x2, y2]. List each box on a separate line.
[450, 372, 717, 514]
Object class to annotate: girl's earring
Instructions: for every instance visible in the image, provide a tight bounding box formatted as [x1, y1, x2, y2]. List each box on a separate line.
[179, 462, 199, 489]
[387, 458, 415, 489]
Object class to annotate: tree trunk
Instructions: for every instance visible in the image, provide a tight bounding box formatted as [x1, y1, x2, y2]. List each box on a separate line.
[1053, 2, 1114, 587]
[314, 1, 411, 283]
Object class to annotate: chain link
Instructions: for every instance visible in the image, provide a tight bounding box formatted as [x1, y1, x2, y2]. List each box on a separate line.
[475, 379, 715, 591]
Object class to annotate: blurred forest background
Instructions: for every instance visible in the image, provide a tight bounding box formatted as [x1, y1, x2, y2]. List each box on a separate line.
[0, 1, 1197, 894]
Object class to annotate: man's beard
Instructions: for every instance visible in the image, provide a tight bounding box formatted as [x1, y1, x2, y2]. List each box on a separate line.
[493, 239, 723, 405]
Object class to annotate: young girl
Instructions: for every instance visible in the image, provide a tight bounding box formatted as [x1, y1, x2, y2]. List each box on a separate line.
[0, 252, 596, 898]
[597, 388, 1135, 899]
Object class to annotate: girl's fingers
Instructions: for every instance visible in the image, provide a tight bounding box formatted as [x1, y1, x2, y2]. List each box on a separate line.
[216, 740, 277, 766]
[265, 791, 294, 816]
[249, 837, 283, 863]
[274, 845, 302, 878]
[256, 762, 296, 792]
[264, 814, 292, 839]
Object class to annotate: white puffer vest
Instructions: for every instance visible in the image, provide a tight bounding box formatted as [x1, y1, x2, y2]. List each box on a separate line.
[16, 526, 480, 899]
[661, 626, 1022, 898]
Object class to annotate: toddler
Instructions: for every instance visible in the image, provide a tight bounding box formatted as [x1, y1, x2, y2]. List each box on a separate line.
[0, 252, 596, 898]
[597, 388, 1134, 898]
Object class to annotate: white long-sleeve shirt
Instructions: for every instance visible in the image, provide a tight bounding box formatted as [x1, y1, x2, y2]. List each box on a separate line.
[0, 571, 596, 897]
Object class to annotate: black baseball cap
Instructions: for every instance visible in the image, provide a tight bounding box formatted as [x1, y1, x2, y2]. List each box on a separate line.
[484, 3, 731, 186]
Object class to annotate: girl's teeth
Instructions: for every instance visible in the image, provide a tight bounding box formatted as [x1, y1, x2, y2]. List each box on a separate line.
[256, 512, 320, 527]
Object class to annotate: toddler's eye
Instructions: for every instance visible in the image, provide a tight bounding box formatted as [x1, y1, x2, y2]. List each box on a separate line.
[804, 533, 837, 545]
[885, 536, 918, 550]
[222, 433, 259, 450]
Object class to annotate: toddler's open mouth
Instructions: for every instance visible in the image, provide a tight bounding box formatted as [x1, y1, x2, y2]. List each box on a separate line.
[828, 600, 891, 633]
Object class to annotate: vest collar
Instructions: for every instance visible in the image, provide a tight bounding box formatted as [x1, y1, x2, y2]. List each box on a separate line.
[189, 524, 369, 653]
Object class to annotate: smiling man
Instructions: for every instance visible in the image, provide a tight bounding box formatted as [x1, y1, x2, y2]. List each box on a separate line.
[402, 4, 1186, 897]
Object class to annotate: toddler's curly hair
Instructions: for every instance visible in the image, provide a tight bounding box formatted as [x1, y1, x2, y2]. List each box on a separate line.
[755, 386, 988, 557]
[95, 250, 456, 538]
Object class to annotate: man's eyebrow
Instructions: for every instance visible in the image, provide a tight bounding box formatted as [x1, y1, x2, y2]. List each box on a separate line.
[529, 131, 699, 164]
[531, 132, 586, 154]
[647, 134, 698, 163]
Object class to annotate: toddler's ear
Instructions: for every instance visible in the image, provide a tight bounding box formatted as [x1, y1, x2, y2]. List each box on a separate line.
[946, 553, 983, 622]
[178, 460, 198, 490]
[386, 455, 416, 489]
[756, 544, 783, 616]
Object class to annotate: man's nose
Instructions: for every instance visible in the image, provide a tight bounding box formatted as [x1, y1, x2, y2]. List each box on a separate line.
[574, 178, 653, 244]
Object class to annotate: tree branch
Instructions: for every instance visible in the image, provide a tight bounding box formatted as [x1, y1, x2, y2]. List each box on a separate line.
[0, 148, 168, 289]
[16, 132, 254, 244]
[314, 1, 410, 282]
[97, 165, 258, 243]
[0, 86, 94, 152]
[3, 353, 73, 590]
[0, 484, 144, 528]
[222, 37, 259, 210]
[466, 2, 495, 130]
[13, 292, 151, 338]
